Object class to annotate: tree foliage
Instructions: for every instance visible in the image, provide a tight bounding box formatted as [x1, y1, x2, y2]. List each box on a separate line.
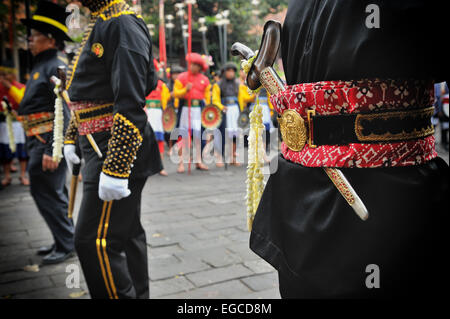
[141, 0, 288, 69]
[1, 0, 288, 69]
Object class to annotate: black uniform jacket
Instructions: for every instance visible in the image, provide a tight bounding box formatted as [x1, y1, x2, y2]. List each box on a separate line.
[67, 6, 162, 183]
[18, 49, 69, 155]
[250, 0, 449, 298]
[19, 49, 67, 115]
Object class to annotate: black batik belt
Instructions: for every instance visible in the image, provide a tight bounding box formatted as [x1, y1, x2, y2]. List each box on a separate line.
[74, 103, 114, 124]
[307, 106, 435, 146]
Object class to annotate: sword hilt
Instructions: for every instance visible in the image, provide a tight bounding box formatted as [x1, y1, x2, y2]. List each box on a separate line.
[230, 42, 256, 61]
[232, 20, 369, 221]
[231, 20, 282, 91]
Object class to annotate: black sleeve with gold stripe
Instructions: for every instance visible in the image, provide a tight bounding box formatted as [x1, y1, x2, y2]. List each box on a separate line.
[64, 116, 78, 145]
[101, 113, 143, 179]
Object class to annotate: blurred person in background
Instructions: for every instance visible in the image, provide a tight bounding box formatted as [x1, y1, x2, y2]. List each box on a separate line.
[0, 61, 29, 186]
[12, 0, 75, 264]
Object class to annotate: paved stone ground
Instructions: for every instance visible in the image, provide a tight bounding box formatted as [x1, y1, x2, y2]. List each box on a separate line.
[0, 126, 448, 299]
[0, 142, 280, 299]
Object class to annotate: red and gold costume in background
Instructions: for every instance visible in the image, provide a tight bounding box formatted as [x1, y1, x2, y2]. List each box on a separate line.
[145, 79, 170, 154]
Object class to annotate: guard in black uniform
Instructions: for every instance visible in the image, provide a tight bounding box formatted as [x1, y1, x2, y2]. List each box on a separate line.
[63, 0, 162, 299]
[14, 1, 74, 264]
[249, 1, 449, 298]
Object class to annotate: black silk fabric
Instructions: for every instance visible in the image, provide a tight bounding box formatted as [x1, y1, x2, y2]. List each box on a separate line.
[251, 156, 448, 297]
[250, 0, 450, 298]
[281, 0, 449, 84]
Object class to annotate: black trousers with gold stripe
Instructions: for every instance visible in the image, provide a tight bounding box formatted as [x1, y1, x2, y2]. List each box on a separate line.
[74, 178, 149, 299]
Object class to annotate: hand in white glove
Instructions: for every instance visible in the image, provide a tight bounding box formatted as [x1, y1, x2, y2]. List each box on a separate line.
[98, 172, 131, 201]
[64, 144, 80, 172]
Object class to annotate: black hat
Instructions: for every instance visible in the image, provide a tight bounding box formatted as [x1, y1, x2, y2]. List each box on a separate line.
[21, 1, 73, 42]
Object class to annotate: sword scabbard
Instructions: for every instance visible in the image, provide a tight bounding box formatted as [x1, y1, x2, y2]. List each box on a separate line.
[68, 173, 79, 219]
[86, 133, 103, 158]
[252, 65, 370, 220]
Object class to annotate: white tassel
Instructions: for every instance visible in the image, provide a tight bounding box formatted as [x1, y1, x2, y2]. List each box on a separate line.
[52, 80, 64, 163]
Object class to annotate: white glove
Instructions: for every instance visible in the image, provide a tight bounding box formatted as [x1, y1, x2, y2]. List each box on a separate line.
[64, 144, 80, 172]
[98, 172, 131, 201]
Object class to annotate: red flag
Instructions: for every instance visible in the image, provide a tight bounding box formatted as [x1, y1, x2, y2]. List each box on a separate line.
[159, 0, 167, 67]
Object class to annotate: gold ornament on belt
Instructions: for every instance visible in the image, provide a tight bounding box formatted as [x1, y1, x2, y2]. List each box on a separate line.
[277, 109, 307, 152]
[232, 20, 369, 223]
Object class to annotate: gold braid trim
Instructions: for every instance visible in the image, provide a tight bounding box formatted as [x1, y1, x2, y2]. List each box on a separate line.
[66, 18, 96, 90]
[90, 0, 122, 14]
[64, 116, 78, 145]
[96, 200, 114, 299]
[67, 1, 142, 91]
[102, 113, 143, 179]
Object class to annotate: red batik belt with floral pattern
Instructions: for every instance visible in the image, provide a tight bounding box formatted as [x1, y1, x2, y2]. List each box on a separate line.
[70, 101, 114, 135]
[270, 79, 437, 168]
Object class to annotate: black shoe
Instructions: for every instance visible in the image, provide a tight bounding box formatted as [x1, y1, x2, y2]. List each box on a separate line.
[42, 250, 75, 265]
[37, 244, 55, 256]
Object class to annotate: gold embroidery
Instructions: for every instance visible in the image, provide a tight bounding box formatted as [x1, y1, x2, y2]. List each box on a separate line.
[64, 116, 78, 145]
[98, 10, 143, 21]
[33, 72, 40, 80]
[66, 19, 96, 90]
[102, 113, 143, 178]
[355, 107, 435, 142]
[92, 0, 143, 21]
[278, 109, 307, 152]
[91, 0, 122, 15]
